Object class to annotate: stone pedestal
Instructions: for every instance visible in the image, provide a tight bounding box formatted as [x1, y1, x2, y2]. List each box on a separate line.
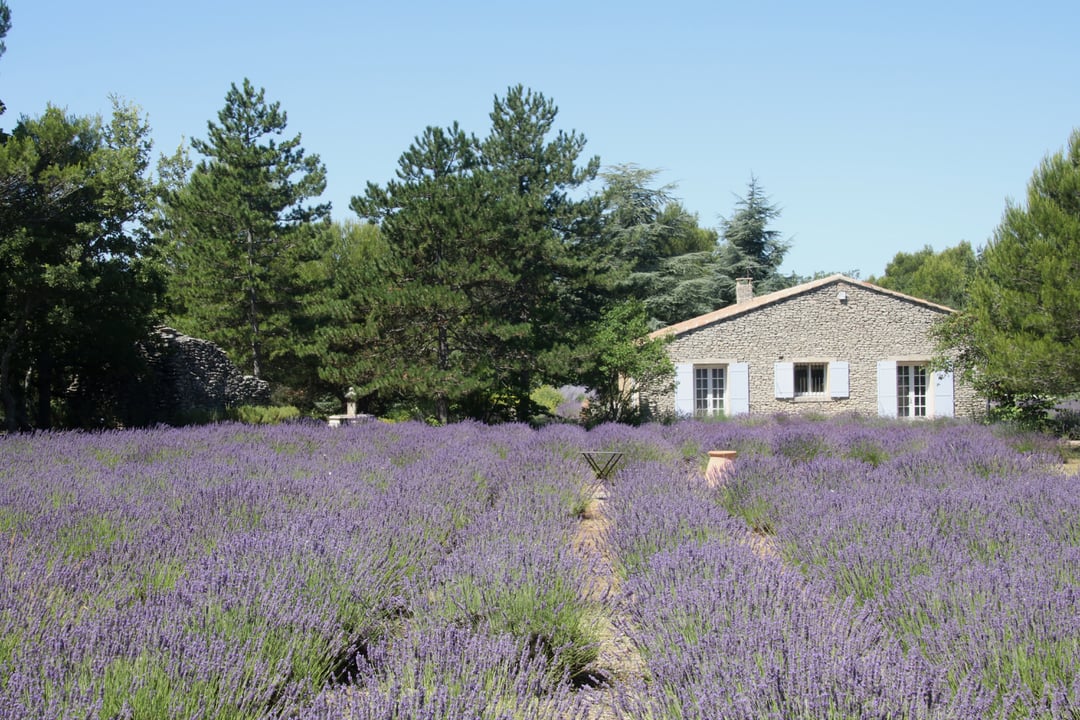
[329, 386, 365, 427]
[328, 414, 369, 427]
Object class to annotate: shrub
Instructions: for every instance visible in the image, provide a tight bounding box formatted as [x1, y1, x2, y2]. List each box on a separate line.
[227, 405, 302, 425]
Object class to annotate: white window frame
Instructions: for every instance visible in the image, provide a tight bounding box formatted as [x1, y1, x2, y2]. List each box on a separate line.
[775, 360, 848, 400]
[675, 361, 749, 417]
[877, 359, 953, 419]
[896, 362, 928, 418]
[694, 365, 726, 418]
[794, 362, 827, 397]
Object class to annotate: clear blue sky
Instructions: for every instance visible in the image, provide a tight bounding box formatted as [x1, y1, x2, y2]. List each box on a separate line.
[4, 0, 1078, 278]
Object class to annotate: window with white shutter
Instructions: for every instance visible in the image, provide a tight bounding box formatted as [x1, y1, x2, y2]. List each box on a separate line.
[675, 362, 748, 417]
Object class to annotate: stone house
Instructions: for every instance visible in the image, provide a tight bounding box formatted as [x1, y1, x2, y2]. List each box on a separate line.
[641, 274, 976, 419]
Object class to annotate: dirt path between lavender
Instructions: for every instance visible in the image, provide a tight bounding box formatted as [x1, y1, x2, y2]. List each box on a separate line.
[571, 481, 647, 720]
[569, 463, 781, 719]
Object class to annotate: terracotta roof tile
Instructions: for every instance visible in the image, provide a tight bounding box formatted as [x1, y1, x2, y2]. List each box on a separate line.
[649, 274, 955, 339]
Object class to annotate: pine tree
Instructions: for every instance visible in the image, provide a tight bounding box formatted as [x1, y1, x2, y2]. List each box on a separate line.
[959, 129, 1080, 400]
[479, 85, 601, 417]
[161, 79, 329, 381]
[350, 124, 503, 423]
[597, 164, 724, 326]
[346, 87, 602, 422]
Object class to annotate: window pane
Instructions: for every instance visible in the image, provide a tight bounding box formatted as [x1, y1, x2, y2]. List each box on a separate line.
[913, 366, 927, 417]
[794, 363, 827, 395]
[794, 365, 808, 394]
[897, 364, 927, 418]
[695, 368, 708, 415]
[897, 365, 911, 417]
[713, 368, 725, 415]
[694, 367, 726, 416]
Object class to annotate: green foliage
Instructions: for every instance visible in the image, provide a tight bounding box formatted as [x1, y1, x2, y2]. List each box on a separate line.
[939, 129, 1080, 410]
[298, 220, 390, 413]
[629, 250, 729, 329]
[348, 123, 497, 424]
[160, 79, 330, 383]
[347, 86, 601, 424]
[477, 85, 602, 419]
[0, 101, 162, 430]
[988, 399, 1057, 433]
[226, 405, 301, 425]
[715, 176, 793, 302]
[1049, 407, 1080, 440]
[869, 241, 977, 309]
[529, 385, 565, 415]
[580, 299, 674, 425]
[597, 164, 725, 327]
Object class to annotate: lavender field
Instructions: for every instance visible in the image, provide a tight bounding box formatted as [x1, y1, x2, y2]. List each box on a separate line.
[0, 417, 1077, 719]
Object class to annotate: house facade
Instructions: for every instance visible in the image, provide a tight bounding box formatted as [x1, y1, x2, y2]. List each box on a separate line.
[641, 275, 977, 420]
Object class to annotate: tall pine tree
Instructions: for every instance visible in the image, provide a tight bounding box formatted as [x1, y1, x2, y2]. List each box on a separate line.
[597, 164, 723, 327]
[346, 87, 601, 423]
[350, 124, 503, 423]
[479, 85, 601, 417]
[161, 79, 329, 381]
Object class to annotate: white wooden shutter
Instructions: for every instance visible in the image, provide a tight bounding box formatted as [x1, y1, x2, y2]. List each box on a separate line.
[774, 362, 794, 399]
[829, 361, 849, 398]
[933, 370, 954, 418]
[674, 363, 694, 416]
[877, 360, 897, 417]
[728, 362, 749, 416]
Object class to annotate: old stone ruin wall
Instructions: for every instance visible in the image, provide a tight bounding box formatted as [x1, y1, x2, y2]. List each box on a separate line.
[139, 327, 270, 424]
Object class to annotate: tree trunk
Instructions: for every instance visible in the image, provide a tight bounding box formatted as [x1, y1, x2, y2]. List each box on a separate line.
[1, 336, 18, 433]
[516, 368, 533, 423]
[0, 302, 30, 433]
[246, 228, 262, 379]
[434, 393, 449, 426]
[435, 324, 449, 424]
[34, 347, 52, 429]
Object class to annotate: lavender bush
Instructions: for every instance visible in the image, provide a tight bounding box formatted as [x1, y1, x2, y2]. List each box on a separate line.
[0, 421, 600, 719]
[604, 416, 1079, 719]
[1, 415, 1076, 718]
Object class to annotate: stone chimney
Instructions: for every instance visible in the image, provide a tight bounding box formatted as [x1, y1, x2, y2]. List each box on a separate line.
[735, 277, 754, 304]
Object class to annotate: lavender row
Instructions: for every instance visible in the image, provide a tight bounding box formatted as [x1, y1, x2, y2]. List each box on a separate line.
[0, 421, 602, 719]
[602, 417, 1078, 718]
[5, 416, 1075, 717]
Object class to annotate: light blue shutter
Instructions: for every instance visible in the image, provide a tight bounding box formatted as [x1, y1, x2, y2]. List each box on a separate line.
[829, 361, 849, 398]
[933, 370, 954, 418]
[774, 362, 794, 399]
[729, 362, 749, 416]
[877, 361, 897, 417]
[674, 363, 694, 416]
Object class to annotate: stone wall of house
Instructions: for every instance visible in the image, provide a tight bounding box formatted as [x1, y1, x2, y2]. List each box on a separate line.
[142, 327, 270, 422]
[641, 279, 979, 419]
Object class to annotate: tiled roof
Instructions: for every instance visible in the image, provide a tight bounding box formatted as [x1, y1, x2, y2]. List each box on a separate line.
[649, 274, 956, 339]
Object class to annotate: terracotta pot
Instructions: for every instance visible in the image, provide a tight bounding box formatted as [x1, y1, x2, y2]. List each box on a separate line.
[705, 450, 737, 485]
